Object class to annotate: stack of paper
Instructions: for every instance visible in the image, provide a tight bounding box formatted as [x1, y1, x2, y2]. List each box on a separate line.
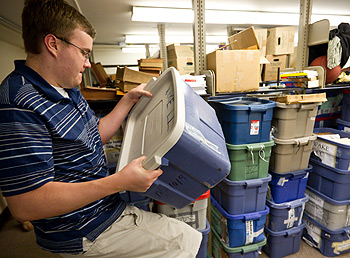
[181, 74, 207, 95]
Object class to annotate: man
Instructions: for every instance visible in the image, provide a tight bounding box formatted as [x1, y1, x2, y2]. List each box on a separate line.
[0, 0, 202, 257]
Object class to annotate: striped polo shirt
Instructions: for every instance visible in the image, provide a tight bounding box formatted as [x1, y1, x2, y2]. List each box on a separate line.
[0, 60, 125, 253]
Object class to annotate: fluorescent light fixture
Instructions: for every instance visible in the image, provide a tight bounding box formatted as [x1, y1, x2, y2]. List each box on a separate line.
[132, 6, 349, 27]
[125, 34, 227, 44]
[122, 46, 159, 54]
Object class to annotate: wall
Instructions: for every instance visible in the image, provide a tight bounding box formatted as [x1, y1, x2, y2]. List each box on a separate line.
[0, 40, 26, 81]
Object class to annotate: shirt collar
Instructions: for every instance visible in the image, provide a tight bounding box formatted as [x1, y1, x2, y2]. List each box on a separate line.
[14, 60, 80, 103]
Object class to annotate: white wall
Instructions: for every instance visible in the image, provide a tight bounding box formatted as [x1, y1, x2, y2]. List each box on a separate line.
[0, 40, 26, 81]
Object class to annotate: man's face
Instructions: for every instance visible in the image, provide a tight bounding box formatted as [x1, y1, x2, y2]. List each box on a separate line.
[56, 29, 93, 89]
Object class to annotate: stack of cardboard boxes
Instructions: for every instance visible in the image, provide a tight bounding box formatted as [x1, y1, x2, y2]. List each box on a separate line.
[167, 44, 194, 75]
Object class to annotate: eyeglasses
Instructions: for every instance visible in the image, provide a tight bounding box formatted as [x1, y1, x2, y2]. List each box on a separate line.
[55, 36, 91, 60]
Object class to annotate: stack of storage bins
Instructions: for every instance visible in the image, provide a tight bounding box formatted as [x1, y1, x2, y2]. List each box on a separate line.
[209, 97, 276, 257]
[264, 95, 323, 258]
[303, 127, 350, 257]
[337, 89, 350, 131]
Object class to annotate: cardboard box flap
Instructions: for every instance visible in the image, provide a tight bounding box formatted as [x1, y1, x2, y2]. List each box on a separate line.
[228, 27, 260, 50]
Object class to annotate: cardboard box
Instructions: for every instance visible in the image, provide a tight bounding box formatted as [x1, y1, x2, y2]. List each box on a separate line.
[255, 28, 267, 57]
[206, 50, 260, 93]
[263, 55, 288, 81]
[116, 66, 154, 84]
[228, 27, 260, 50]
[167, 44, 194, 59]
[168, 57, 194, 75]
[266, 26, 295, 55]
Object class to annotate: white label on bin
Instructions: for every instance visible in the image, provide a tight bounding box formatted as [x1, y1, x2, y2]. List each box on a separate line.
[284, 208, 298, 228]
[344, 127, 350, 133]
[312, 140, 337, 167]
[306, 193, 324, 220]
[250, 120, 259, 135]
[305, 220, 321, 245]
[332, 239, 350, 254]
[184, 123, 221, 154]
[277, 177, 289, 186]
[245, 220, 254, 245]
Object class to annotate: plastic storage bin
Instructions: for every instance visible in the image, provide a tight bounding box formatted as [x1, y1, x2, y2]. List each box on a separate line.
[226, 140, 274, 181]
[337, 118, 350, 132]
[305, 186, 350, 230]
[210, 196, 268, 248]
[312, 127, 350, 170]
[308, 158, 350, 201]
[266, 195, 308, 231]
[117, 67, 231, 209]
[263, 221, 306, 258]
[208, 97, 276, 145]
[211, 228, 266, 258]
[269, 134, 317, 173]
[271, 102, 321, 139]
[196, 219, 210, 258]
[342, 89, 350, 122]
[211, 174, 271, 215]
[154, 190, 209, 230]
[268, 166, 312, 204]
[303, 213, 350, 257]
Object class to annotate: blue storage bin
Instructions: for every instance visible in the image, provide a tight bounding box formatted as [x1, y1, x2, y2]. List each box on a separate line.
[303, 213, 350, 257]
[266, 195, 308, 231]
[120, 191, 150, 203]
[117, 67, 231, 209]
[268, 166, 312, 204]
[337, 118, 350, 132]
[208, 97, 276, 145]
[263, 221, 306, 258]
[196, 220, 210, 258]
[313, 127, 350, 170]
[211, 174, 271, 215]
[211, 196, 268, 248]
[342, 89, 350, 122]
[308, 158, 350, 201]
[211, 227, 266, 258]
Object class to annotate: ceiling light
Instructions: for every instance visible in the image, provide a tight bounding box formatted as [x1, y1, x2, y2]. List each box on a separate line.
[125, 34, 227, 44]
[132, 6, 349, 27]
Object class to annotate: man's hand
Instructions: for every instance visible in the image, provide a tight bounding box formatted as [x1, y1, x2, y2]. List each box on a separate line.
[124, 83, 152, 105]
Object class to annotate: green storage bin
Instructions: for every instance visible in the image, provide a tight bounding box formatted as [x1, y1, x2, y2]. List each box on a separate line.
[226, 140, 274, 181]
[211, 227, 266, 258]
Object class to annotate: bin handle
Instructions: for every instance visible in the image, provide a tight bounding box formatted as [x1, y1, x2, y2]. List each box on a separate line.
[142, 156, 168, 170]
[247, 146, 255, 165]
[259, 146, 269, 163]
[249, 105, 268, 112]
[299, 103, 318, 110]
[286, 226, 301, 236]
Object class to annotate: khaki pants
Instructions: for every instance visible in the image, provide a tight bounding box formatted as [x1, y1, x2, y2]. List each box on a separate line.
[60, 205, 202, 258]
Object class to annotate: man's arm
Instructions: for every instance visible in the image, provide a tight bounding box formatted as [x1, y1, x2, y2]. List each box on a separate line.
[98, 84, 151, 145]
[5, 156, 162, 222]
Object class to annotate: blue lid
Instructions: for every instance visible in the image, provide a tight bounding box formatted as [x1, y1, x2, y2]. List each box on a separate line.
[313, 127, 350, 149]
[337, 118, 350, 127]
[309, 158, 349, 174]
[208, 97, 276, 111]
[211, 195, 269, 220]
[221, 174, 272, 187]
[304, 213, 350, 234]
[266, 195, 309, 209]
[264, 220, 306, 236]
[269, 165, 312, 178]
[306, 185, 350, 206]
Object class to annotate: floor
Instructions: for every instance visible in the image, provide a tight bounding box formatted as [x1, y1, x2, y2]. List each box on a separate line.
[1, 207, 350, 258]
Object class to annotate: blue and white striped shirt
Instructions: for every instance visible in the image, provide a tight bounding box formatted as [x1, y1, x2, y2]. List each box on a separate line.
[0, 60, 125, 253]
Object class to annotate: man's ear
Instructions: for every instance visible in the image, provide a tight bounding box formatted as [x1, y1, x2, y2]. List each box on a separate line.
[43, 34, 58, 57]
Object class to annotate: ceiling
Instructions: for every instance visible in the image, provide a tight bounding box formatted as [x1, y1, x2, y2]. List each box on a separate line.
[0, 0, 349, 47]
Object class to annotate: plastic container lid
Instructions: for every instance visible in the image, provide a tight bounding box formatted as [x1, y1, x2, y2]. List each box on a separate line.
[337, 118, 350, 127]
[266, 194, 309, 209]
[306, 186, 350, 206]
[211, 196, 269, 220]
[116, 67, 186, 171]
[264, 221, 306, 236]
[209, 97, 276, 111]
[269, 165, 313, 178]
[273, 134, 317, 145]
